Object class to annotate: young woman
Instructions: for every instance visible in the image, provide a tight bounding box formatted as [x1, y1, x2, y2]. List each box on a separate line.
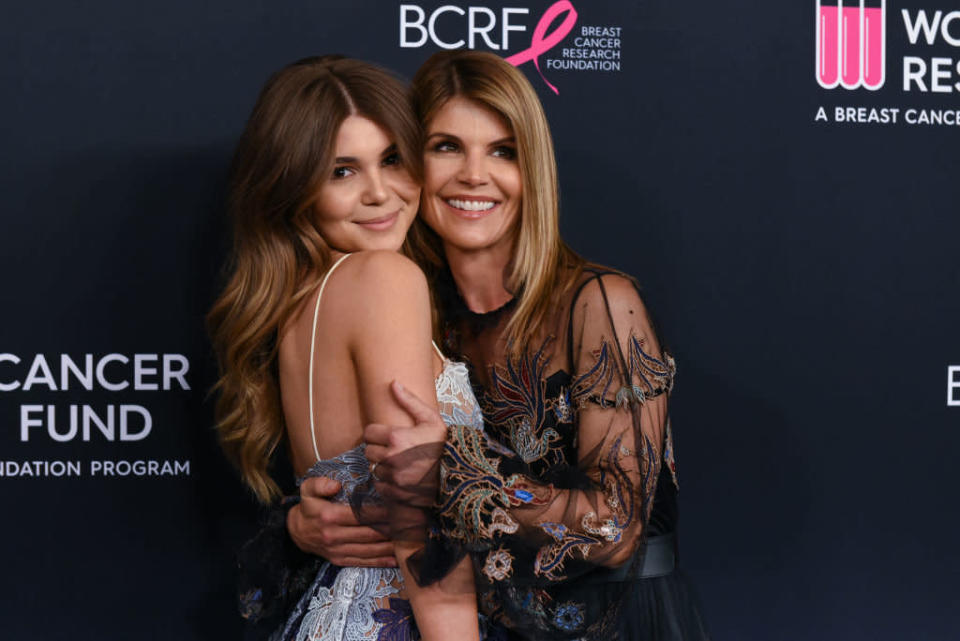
[208, 56, 483, 641]
[292, 51, 709, 641]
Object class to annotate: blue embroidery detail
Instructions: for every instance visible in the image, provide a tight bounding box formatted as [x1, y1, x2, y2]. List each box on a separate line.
[513, 489, 534, 503]
[552, 602, 585, 632]
[540, 522, 567, 542]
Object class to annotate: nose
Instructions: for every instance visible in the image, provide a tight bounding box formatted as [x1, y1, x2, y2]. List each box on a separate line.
[456, 152, 488, 186]
[361, 168, 388, 205]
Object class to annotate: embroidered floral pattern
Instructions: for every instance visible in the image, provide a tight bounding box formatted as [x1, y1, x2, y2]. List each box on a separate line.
[627, 336, 675, 397]
[480, 340, 561, 464]
[533, 521, 601, 581]
[371, 598, 416, 641]
[547, 386, 573, 423]
[663, 420, 679, 490]
[294, 566, 400, 641]
[439, 425, 521, 543]
[571, 334, 675, 409]
[580, 512, 622, 543]
[571, 340, 618, 408]
[239, 588, 263, 620]
[436, 359, 485, 431]
[483, 546, 515, 582]
[300, 445, 372, 500]
[551, 602, 585, 632]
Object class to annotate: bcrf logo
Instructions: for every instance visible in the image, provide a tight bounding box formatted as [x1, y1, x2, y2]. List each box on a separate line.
[816, 0, 886, 90]
[399, 2, 579, 94]
[400, 4, 531, 50]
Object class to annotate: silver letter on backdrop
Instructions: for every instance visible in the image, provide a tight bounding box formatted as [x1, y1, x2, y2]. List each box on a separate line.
[502, 7, 529, 50]
[469, 7, 499, 49]
[400, 5, 428, 47]
[429, 6, 466, 49]
[0, 353, 21, 391]
[948, 366, 960, 406]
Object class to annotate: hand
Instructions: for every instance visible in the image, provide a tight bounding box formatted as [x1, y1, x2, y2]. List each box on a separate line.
[364, 380, 447, 524]
[287, 475, 396, 567]
[364, 381, 447, 466]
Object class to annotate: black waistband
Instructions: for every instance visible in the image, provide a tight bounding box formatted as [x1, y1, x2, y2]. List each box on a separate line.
[580, 533, 676, 583]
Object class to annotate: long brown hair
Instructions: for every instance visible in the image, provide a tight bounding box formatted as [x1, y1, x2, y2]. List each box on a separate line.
[208, 56, 422, 503]
[409, 50, 582, 351]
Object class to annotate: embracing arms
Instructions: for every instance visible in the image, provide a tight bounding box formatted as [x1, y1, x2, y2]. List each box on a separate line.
[320, 250, 479, 641]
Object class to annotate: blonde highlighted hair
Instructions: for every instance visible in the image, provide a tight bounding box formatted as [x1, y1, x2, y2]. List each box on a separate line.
[208, 56, 422, 503]
[410, 50, 582, 350]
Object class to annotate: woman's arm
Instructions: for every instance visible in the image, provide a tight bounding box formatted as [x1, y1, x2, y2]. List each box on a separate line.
[370, 273, 671, 579]
[339, 250, 479, 641]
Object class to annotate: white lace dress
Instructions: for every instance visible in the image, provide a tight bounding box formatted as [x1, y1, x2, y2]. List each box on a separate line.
[273, 360, 485, 641]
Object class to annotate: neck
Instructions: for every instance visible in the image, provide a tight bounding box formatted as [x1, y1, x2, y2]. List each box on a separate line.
[444, 243, 514, 314]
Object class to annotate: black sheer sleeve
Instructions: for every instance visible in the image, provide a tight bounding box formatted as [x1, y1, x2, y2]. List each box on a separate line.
[437, 272, 673, 581]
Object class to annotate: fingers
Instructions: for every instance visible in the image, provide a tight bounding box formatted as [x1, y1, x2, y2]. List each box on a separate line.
[299, 475, 341, 499]
[289, 507, 392, 557]
[364, 423, 391, 447]
[298, 495, 359, 526]
[286, 503, 310, 554]
[365, 444, 388, 464]
[322, 525, 392, 545]
[333, 555, 398, 568]
[330, 541, 396, 560]
[390, 380, 442, 425]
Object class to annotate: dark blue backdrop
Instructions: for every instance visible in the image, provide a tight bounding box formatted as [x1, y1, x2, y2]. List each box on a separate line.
[1, 1, 958, 639]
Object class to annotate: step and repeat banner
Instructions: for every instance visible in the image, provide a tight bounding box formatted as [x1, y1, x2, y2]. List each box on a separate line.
[2, 1, 957, 639]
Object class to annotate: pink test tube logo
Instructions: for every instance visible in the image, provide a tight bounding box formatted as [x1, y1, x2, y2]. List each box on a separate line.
[817, 0, 841, 87]
[862, 0, 884, 89]
[840, 0, 862, 87]
[816, 0, 885, 90]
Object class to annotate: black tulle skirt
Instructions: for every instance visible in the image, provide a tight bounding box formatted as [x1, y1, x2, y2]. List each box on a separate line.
[487, 567, 710, 641]
[612, 570, 710, 641]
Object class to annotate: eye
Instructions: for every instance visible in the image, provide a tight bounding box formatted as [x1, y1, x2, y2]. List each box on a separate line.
[492, 145, 517, 160]
[432, 140, 459, 153]
[331, 166, 355, 179]
[382, 152, 402, 167]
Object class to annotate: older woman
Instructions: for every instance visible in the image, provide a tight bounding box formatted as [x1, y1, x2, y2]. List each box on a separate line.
[293, 51, 709, 641]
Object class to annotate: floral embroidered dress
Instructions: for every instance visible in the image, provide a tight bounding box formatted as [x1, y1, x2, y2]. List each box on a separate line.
[272, 355, 486, 641]
[424, 264, 709, 641]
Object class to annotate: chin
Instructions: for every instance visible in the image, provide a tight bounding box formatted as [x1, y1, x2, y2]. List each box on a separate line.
[377, 231, 411, 251]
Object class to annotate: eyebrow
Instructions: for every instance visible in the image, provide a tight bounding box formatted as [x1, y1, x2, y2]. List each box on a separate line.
[425, 132, 458, 142]
[334, 144, 398, 164]
[426, 133, 516, 145]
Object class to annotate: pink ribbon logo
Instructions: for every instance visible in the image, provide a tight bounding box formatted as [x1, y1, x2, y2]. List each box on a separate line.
[506, 1, 578, 94]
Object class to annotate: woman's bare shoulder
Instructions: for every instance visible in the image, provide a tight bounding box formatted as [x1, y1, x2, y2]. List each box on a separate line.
[342, 249, 426, 284]
[329, 250, 428, 303]
[323, 250, 431, 332]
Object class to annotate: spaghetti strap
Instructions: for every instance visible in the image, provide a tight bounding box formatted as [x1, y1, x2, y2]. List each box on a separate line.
[307, 253, 353, 462]
[431, 340, 446, 363]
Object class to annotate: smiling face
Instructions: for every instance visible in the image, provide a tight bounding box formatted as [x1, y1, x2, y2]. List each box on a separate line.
[313, 115, 420, 253]
[420, 97, 522, 258]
